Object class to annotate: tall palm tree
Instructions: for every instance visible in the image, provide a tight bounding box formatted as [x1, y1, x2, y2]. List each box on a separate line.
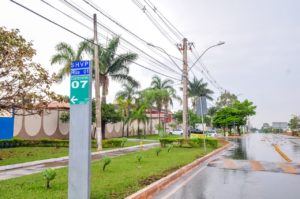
[188, 77, 214, 111]
[150, 76, 177, 129]
[84, 36, 139, 103]
[50, 41, 89, 81]
[116, 82, 139, 137]
[129, 100, 148, 138]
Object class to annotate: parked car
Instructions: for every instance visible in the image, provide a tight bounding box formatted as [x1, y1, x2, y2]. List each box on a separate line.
[207, 130, 217, 137]
[168, 129, 183, 135]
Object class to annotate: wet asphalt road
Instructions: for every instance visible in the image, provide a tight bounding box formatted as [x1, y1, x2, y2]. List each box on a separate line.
[153, 133, 300, 199]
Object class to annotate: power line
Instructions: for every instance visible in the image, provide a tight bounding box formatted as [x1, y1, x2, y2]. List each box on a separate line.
[10, 0, 181, 81]
[40, 0, 180, 77]
[80, 0, 183, 67]
[132, 0, 179, 46]
[143, 0, 184, 40]
[59, 0, 182, 76]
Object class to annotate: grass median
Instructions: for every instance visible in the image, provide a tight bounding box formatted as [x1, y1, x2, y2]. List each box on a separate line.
[0, 144, 221, 199]
[0, 141, 141, 166]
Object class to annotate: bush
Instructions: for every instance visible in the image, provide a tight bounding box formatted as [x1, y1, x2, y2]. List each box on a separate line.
[0, 138, 69, 148]
[155, 148, 162, 156]
[102, 139, 123, 148]
[43, 168, 56, 189]
[102, 156, 111, 171]
[167, 144, 173, 152]
[159, 137, 218, 149]
[136, 155, 142, 163]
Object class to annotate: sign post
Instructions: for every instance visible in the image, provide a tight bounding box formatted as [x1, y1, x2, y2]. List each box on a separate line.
[68, 60, 92, 199]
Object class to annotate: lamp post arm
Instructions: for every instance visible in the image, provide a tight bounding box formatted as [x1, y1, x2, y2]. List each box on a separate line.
[188, 42, 225, 72]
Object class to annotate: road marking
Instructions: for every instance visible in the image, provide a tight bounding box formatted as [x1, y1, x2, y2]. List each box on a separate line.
[272, 144, 292, 162]
[278, 163, 299, 174]
[223, 159, 238, 169]
[249, 160, 265, 171]
[160, 167, 206, 199]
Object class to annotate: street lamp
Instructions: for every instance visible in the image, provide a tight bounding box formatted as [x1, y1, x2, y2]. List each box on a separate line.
[147, 43, 182, 72]
[189, 41, 225, 72]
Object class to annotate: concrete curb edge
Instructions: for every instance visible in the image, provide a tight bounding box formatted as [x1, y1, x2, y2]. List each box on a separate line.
[125, 140, 232, 199]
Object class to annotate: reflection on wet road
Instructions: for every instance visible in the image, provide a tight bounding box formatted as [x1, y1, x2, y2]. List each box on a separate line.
[153, 133, 300, 199]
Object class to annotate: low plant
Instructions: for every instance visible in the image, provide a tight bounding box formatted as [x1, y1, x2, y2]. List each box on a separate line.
[136, 155, 142, 163]
[167, 144, 173, 152]
[121, 138, 127, 147]
[155, 148, 162, 156]
[43, 168, 56, 189]
[102, 156, 111, 171]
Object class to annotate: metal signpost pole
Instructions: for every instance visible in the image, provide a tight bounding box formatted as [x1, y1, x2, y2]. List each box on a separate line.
[68, 60, 92, 199]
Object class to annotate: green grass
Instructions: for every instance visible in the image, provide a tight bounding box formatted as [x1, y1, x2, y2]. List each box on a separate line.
[0, 146, 217, 199]
[0, 141, 140, 166]
[129, 134, 180, 140]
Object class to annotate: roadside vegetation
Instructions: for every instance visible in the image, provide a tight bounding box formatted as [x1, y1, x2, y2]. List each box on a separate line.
[0, 139, 141, 166]
[0, 142, 221, 199]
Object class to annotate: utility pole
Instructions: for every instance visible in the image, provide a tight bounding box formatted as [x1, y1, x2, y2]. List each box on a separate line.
[181, 38, 188, 139]
[94, 14, 102, 150]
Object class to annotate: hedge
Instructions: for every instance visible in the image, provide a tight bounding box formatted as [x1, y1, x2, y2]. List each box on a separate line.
[0, 138, 127, 149]
[159, 137, 218, 149]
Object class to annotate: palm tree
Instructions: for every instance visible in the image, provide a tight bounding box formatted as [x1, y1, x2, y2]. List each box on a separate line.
[139, 89, 157, 134]
[188, 77, 214, 111]
[116, 82, 139, 137]
[150, 76, 176, 128]
[50, 41, 89, 81]
[84, 36, 139, 103]
[129, 101, 148, 138]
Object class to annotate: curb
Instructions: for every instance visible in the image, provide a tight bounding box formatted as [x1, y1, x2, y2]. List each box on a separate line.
[125, 140, 232, 199]
[0, 143, 159, 171]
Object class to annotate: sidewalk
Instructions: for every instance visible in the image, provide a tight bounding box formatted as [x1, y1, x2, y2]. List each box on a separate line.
[0, 143, 159, 181]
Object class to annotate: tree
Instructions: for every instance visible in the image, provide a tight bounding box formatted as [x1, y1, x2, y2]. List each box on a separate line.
[173, 109, 203, 129]
[188, 77, 213, 111]
[150, 76, 176, 128]
[50, 41, 88, 81]
[84, 36, 139, 103]
[213, 99, 256, 136]
[288, 115, 300, 135]
[139, 89, 157, 134]
[215, 91, 238, 109]
[0, 27, 55, 113]
[101, 103, 122, 138]
[129, 100, 148, 138]
[115, 82, 139, 137]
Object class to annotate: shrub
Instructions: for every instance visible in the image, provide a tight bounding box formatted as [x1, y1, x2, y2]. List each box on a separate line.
[121, 138, 127, 147]
[159, 137, 218, 149]
[167, 144, 173, 152]
[102, 139, 123, 148]
[102, 156, 111, 171]
[43, 168, 56, 189]
[136, 155, 142, 163]
[155, 148, 162, 156]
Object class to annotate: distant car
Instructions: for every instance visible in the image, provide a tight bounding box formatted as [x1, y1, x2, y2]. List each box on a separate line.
[169, 129, 183, 135]
[207, 130, 217, 137]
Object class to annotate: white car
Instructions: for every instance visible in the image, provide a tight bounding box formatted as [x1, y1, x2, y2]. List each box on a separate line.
[169, 129, 183, 135]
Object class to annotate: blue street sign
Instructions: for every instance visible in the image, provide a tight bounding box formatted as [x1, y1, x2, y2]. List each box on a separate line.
[71, 68, 90, 76]
[71, 60, 90, 69]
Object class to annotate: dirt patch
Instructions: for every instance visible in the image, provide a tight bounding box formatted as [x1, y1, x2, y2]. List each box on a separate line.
[139, 166, 181, 186]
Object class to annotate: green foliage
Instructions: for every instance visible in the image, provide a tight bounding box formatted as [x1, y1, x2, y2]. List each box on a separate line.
[136, 155, 142, 163]
[102, 103, 122, 124]
[155, 148, 162, 156]
[173, 110, 210, 128]
[288, 115, 300, 131]
[102, 156, 111, 171]
[59, 111, 69, 123]
[215, 91, 238, 109]
[0, 138, 69, 149]
[121, 138, 127, 147]
[43, 168, 56, 189]
[159, 137, 218, 149]
[0, 27, 55, 112]
[167, 144, 173, 152]
[101, 139, 123, 148]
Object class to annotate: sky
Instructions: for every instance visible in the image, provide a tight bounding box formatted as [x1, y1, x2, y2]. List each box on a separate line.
[1, 0, 300, 128]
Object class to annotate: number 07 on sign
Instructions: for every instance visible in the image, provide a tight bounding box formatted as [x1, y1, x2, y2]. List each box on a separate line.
[70, 61, 91, 105]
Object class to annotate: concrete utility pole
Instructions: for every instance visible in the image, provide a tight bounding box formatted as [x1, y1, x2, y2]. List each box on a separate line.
[94, 14, 102, 150]
[182, 38, 189, 139]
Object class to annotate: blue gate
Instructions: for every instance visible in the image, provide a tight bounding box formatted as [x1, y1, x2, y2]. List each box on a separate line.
[0, 113, 14, 140]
